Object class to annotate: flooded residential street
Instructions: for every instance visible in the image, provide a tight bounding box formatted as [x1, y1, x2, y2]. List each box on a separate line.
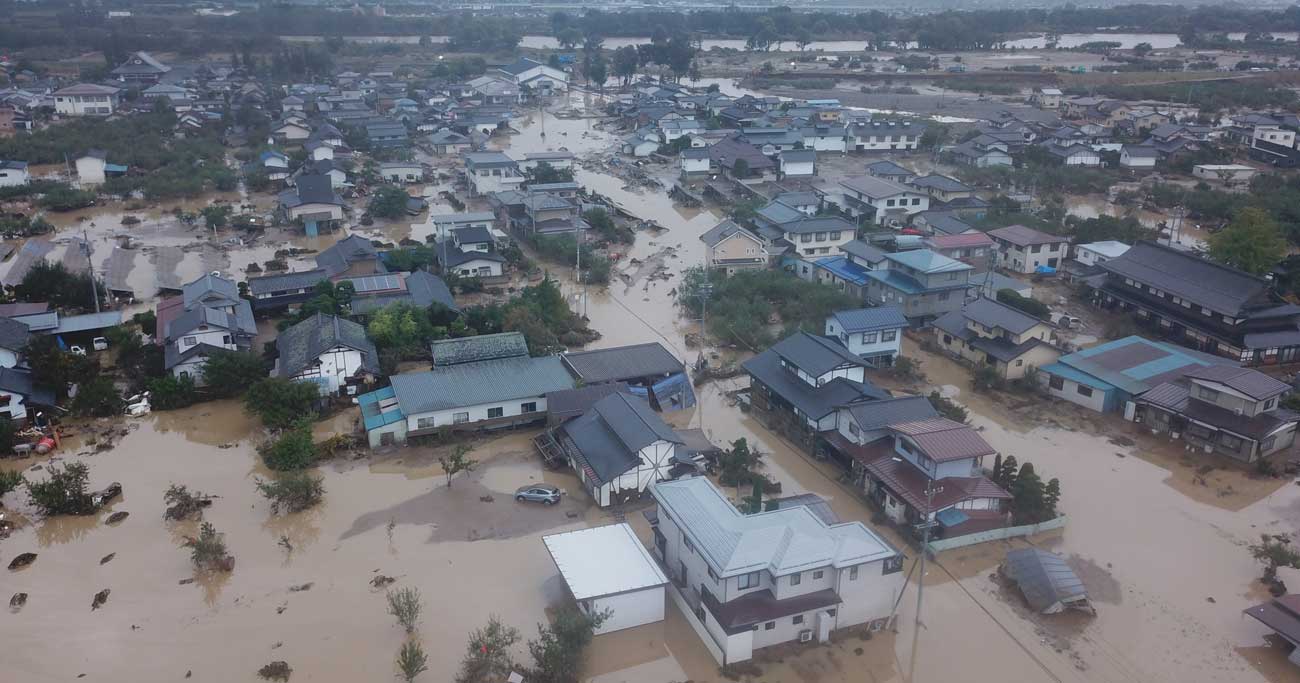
[2, 96, 1299, 683]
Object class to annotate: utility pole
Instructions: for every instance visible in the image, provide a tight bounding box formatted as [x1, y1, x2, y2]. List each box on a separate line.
[909, 482, 942, 682]
[82, 227, 100, 313]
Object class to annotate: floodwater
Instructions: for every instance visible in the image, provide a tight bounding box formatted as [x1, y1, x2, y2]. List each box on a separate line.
[1065, 194, 1210, 250]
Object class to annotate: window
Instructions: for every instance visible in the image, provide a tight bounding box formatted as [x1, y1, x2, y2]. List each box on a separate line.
[222, 335, 232, 345]
[815, 232, 827, 242]
[882, 556, 904, 574]
[886, 199, 895, 207]
[862, 332, 878, 344]
[1076, 385, 1093, 397]
[943, 334, 953, 345]
[1015, 359, 1024, 367]
[453, 412, 469, 424]
[1049, 375, 1065, 390]
[938, 291, 950, 301]
[850, 565, 859, 580]
[487, 407, 504, 419]
[790, 572, 802, 586]
[1031, 244, 1042, 254]
[848, 422, 860, 436]
[764, 621, 775, 630]
[813, 570, 824, 580]
[1197, 386, 1220, 402]
[792, 615, 805, 625]
[829, 231, 841, 240]
[739, 571, 760, 589]
[881, 330, 897, 342]
[827, 608, 837, 617]
[911, 198, 921, 206]
[183, 336, 196, 346]
[800, 234, 812, 243]
[1219, 432, 1244, 451]
[520, 402, 537, 413]
[1265, 398, 1277, 411]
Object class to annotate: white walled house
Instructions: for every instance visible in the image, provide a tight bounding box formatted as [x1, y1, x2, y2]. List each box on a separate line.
[464, 151, 524, 196]
[379, 162, 423, 184]
[53, 83, 121, 116]
[825, 307, 908, 367]
[650, 477, 905, 665]
[543, 524, 669, 635]
[1074, 241, 1130, 267]
[680, 147, 711, 176]
[0, 161, 30, 188]
[556, 392, 684, 507]
[845, 120, 923, 152]
[156, 273, 257, 384]
[1119, 145, 1158, 169]
[75, 151, 108, 186]
[779, 149, 817, 178]
[275, 313, 379, 396]
[497, 58, 569, 94]
[837, 176, 930, 226]
[988, 224, 1070, 273]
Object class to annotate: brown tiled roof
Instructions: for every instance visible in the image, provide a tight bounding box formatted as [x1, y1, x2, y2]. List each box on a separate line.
[890, 418, 997, 462]
[702, 587, 841, 635]
[864, 457, 1010, 514]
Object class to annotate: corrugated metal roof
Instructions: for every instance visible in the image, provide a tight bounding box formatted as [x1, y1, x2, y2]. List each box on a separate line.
[1099, 241, 1266, 316]
[884, 249, 972, 275]
[890, 418, 996, 462]
[1003, 548, 1088, 613]
[562, 342, 683, 384]
[391, 355, 574, 415]
[962, 297, 1045, 335]
[542, 523, 668, 601]
[1182, 365, 1292, 400]
[832, 307, 908, 333]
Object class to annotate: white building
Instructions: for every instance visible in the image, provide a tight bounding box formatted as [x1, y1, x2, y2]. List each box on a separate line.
[464, 151, 523, 196]
[543, 523, 669, 635]
[53, 83, 121, 116]
[1193, 164, 1258, 185]
[275, 313, 380, 396]
[75, 151, 108, 186]
[1074, 241, 1130, 267]
[680, 148, 711, 175]
[987, 224, 1070, 273]
[824, 307, 908, 367]
[0, 160, 30, 188]
[517, 151, 575, 173]
[1119, 145, 1158, 169]
[379, 162, 423, 183]
[837, 176, 930, 226]
[650, 477, 905, 665]
[156, 273, 257, 383]
[845, 120, 923, 152]
[426, 211, 496, 242]
[497, 58, 569, 95]
[779, 149, 817, 178]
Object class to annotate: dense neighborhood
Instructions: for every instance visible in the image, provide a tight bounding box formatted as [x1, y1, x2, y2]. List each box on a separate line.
[8, 2, 1300, 683]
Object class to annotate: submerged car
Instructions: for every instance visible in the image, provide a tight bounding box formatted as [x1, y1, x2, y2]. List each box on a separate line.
[514, 484, 561, 505]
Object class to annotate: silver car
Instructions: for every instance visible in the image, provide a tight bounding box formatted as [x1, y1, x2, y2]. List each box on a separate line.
[515, 484, 561, 505]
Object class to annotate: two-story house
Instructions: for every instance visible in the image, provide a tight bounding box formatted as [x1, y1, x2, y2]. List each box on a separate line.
[862, 418, 1011, 537]
[53, 84, 121, 117]
[156, 273, 257, 384]
[1134, 365, 1299, 464]
[782, 217, 858, 280]
[464, 151, 524, 197]
[742, 331, 890, 454]
[837, 176, 930, 226]
[906, 174, 975, 204]
[814, 240, 889, 302]
[824, 307, 908, 367]
[923, 232, 995, 274]
[556, 392, 684, 507]
[845, 120, 923, 152]
[821, 395, 938, 476]
[700, 220, 769, 275]
[932, 297, 1061, 380]
[649, 476, 905, 665]
[275, 313, 380, 396]
[1092, 241, 1300, 365]
[864, 249, 972, 323]
[987, 225, 1069, 274]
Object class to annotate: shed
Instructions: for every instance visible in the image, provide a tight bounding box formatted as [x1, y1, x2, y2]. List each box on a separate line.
[1001, 549, 1093, 615]
[542, 523, 668, 635]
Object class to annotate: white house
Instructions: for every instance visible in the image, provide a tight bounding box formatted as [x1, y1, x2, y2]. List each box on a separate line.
[1119, 145, 1158, 169]
[779, 149, 817, 178]
[497, 58, 569, 95]
[542, 523, 668, 635]
[1032, 87, 1063, 109]
[801, 125, 848, 152]
[53, 83, 121, 116]
[1044, 142, 1101, 167]
[1193, 164, 1258, 185]
[464, 151, 523, 196]
[379, 162, 423, 184]
[556, 392, 683, 507]
[272, 119, 312, 142]
[275, 313, 380, 396]
[427, 211, 496, 242]
[0, 160, 30, 188]
[156, 273, 257, 384]
[518, 151, 575, 173]
[837, 176, 930, 226]
[277, 175, 346, 236]
[824, 307, 908, 367]
[661, 118, 704, 144]
[845, 120, 923, 152]
[987, 224, 1070, 273]
[622, 129, 661, 158]
[75, 150, 109, 186]
[680, 147, 711, 176]
[650, 477, 905, 665]
[436, 239, 507, 278]
[1074, 241, 1131, 267]
[0, 367, 53, 425]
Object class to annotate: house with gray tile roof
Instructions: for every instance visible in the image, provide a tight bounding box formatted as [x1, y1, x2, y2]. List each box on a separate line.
[931, 297, 1060, 381]
[431, 331, 528, 367]
[156, 272, 256, 383]
[276, 313, 379, 396]
[648, 476, 904, 665]
[557, 392, 683, 507]
[824, 307, 908, 366]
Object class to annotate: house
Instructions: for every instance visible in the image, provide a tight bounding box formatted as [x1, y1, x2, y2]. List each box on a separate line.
[431, 332, 527, 368]
[742, 331, 890, 453]
[361, 354, 575, 447]
[932, 297, 1061, 380]
[275, 313, 379, 396]
[498, 190, 585, 236]
[1039, 335, 1233, 413]
[293, 159, 348, 189]
[542, 523, 668, 635]
[837, 176, 929, 226]
[554, 392, 684, 507]
[316, 235, 384, 279]
[1119, 145, 1159, 170]
[779, 217, 858, 279]
[464, 151, 523, 197]
[648, 476, 905, 665]
[75, 149, 125, 187]
[277, 175, 346, 236]
[778, 149, 816, 178]
[987, 225, 1069, 274]
[845, 120, 923, 152]
[866, 160, 914, 183]
[561, 342, 691, 411]
[700, 220, 768, 275]
[53, 84, 120, 117]
[1032, 87, 1063, 109]
[800, 124, 847, 152]
[379, 161, 423, 184]
[924, 232, 995, 274]
[907, 174, 974, 203]
[156, 273, 256, 384]
[0, 366, 55, 425]
[111, 51, 170, 83]
[865, 250, 972, 323]
[427, 211, 496, 242]
[862, 418, 1011, 538]
[621, 128, 661, 157]
[824, 307, 908, 367]
[709, 136, 775, 183]
[281, 95, 305, 114]
[254, 150, 291, 181]
[428, 128, 474, 156]
[1192, 164, 1258, 186]
[0, 160, 30, 188]
[497, 58, 568, 95]
[1042, 142, 1101, 167]
[434, 236, 507, 279]
[1091, 241, 1300, 365]
[245, 269, 331, 311]
[518, 152, 575, 174]
[1243, 594, 1300, 667]
[1074, 241, 1130, 268]
[1134, 365, 1298, 464]
[660, 118, 703, 144]
[272, 119, 312, 143]
[680, 147, 711, 176]
[1002, 549, 1093, 615]
[364, 120, 409, 149]
[948, 136, 1013, 168]
[345, 271, 457, 316]
[813, 240, 888, 301]
[918, 212, 977, 237]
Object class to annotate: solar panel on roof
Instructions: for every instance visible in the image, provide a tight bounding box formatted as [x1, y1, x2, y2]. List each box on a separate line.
[348, 274, 402, 293]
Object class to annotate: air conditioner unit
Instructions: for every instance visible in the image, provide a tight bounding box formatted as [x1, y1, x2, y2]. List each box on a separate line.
[798, 629, 813, 643]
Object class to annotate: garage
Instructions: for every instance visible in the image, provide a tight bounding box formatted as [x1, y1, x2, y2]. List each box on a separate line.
[542, 523, 668, 635]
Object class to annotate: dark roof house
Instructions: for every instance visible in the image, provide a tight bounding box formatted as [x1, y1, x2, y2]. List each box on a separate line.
[276, 313, 379, 379]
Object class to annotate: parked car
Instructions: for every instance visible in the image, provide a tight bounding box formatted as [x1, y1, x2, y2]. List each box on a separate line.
[92, 337, 109, 351]
[514, 484, 561, 505]
[69, 345, 86, 356]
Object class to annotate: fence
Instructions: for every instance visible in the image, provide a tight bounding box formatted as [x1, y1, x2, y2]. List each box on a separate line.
[926, 515, 1068, 553]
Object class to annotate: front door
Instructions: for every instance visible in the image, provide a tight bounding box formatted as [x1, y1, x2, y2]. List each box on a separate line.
[816, 610, 833, 643]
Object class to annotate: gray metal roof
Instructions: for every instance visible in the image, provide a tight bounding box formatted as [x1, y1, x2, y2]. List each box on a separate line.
[962, 297, 1047, 335]
[392, 355, 574, 415]
[844, 395, 939, 433]
[839, 175, 913, 199]
[1003, 548, 1088, 614]
[1181, 365, 1291, 400]
[840, 239, 887, 264]
[831, 307, 908, 333]
[651, 477, 899, 578]
[431, 331, 528, 366]
[0, 316, 30, 351]
[743, 346, 887, 420]
[699, 220, 759, 248]
[248, 269, 329, 296]
[908, 174, 971, 193]
[182, 273, 241, 310]
[771, 331, 871, 377]
[317, 234, 381, 277]
[276, 313, 378, 379]
[561, 392, 682, 484]
[562, 343, 683, 384]
[778, 216, 855, 235]
[1100, 241, 1268, 317]
[988, 224, 1068, 247]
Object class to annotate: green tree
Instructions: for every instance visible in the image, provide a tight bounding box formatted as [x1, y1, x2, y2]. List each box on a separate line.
[456, 617, 521, 683]
[1208, 207, 1287, 275]
[148, 374, 198, 410]
[16, 261, 105, 310]
[996, 288, 1050, 319]
[438, 444, 477, 488]
[587, 52, 608, 90]
[24, 336, 95, 398]
[26, 462, 95, 515]
[997, 455, 1018, 489]
[370, 185, 412, 219]
[183, 521, 233, 571]
[0, 470, 24, 499]
[1044, 477, 1061, 518]
[368, 302, 438, 354]
[201, 350, 268, 398]
[719, 437, 763, 489]
[258, 421, 317, 471]
[245, 378, 319, 429]
[397, 641, 430, 682]
[72, 377, 123, 417]
[612, 46, 639, 86]
[256, 471, 325, 513]
[1250, 533, 1300, 582]
[1010, 462, 1049, 524]
[201, 205, 234, 231]
[526, 607, 608, 683]
[387, 587, 423, 634]
[526, 161, 574, 185]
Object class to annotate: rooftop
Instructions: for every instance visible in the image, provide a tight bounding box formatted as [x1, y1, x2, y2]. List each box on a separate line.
[390, 355, 574, 415]
[1182, 365, 1292, 401]
[988, 224, 1068, 246]
[884, 249, 973, 275]
[562, 342, 683, 384]
[431, 331, 529, 367]
[276, 313, 378, 379]
[890, 418, 997, 462]
[542, 523, 668, 602]
[1042, 335, 1232, 396]
[840, 175, 913, 199]
[831, 307, 908, 333]
[1099, 241, 1269, 316]
[962, 297, 1048, 335]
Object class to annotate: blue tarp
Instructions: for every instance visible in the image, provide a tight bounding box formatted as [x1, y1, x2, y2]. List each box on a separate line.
[936, 507, 970, 528]
[1035, 265, 1057, 274]
[627, 371, 696, 412]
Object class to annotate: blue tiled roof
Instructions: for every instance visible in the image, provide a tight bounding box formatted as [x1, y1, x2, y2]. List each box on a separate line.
[359, 385, 404, 430]
[814, 256, 871, 287]
[1049, 335, 1234, 395]
[883, 249, 972, 275]
[832, 306, 909, 333]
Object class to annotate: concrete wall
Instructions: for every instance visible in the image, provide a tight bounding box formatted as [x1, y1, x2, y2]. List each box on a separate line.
[590, 586, 665, 635]
[996, 241, 1067, 273]
[926, 515, 1068, 552]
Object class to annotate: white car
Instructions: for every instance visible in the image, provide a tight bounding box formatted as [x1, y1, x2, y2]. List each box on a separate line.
[92, 337, 109, 351]
[69, 345, 87, 356]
